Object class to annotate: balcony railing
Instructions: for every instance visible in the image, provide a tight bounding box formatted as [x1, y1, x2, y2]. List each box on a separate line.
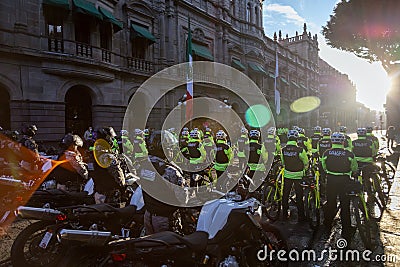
[101, 48, 111, 63]
[76, 42, 93, 58]
[48, 37, 64, 53]
[127, 57, 152, 72]
[39, 36, 154, 75]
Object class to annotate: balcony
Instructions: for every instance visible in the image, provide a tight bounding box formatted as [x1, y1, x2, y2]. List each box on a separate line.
[42, 36, 154, 75]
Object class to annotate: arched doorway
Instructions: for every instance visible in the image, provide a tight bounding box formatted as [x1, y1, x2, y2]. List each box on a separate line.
[0, 87, 10, 130]
[65, 86, 92, 136]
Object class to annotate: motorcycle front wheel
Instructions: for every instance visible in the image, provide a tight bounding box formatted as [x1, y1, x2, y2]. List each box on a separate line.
[11, 221, 64, 267]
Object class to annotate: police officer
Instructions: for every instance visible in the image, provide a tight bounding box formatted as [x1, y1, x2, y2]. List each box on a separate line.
[264, 127, 281, 158]
[179, 129, 190, 159]
[52, 134, 89, 191]
[92, 127, 125, 203]
[203, 127, 215, 162]
[187, 129, 207, 187]
[132, 129, 148, 162]
[187, 129, 206, 165]
[247, 129, 268, 179]
[317, 128, 332, 159]
[236, 127, 249, 169]
[118, 130, 134, 157]
[213, 130, 233, 178]
[352, 127, 378, 198]
[19, 124, 39, 155]
[281, 130, 308, 221]
[352, 128, 377, 166]
[140, 130, 185, 234]
[366, 126, 379, 156]
[339, 126, 353, 151]
[321, 132, 358, 242]
[143, 128, 150, 147]
[310, 126, 322, 158]
[297, 128, 312, 156]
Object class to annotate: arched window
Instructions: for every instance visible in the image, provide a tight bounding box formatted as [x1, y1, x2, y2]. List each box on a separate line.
[65, 86, 92, 136]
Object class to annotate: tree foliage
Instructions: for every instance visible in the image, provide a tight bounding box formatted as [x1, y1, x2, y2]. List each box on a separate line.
[322, 0, 400, 73]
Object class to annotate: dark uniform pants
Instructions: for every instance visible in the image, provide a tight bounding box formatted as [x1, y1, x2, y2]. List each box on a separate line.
[324, 174, 351, 241]
[282, 178, 305, 218]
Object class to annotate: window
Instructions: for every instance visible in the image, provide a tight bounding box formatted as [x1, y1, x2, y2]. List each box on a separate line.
[100, 22, 112, 62]
[246, 3, 251, 22]
[75, 16, 92, 57]
[75, 16, 91, 44]
[255, 6, 258, 25]
[132, 38, 147, 59]
[46, 17, 63, 52]
[100, 23, 111, 50]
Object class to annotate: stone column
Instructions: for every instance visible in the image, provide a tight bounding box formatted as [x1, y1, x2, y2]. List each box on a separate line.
[166, 0, 175, 64]
[250, 2, 255, 25]
[158, 0, 166, 67]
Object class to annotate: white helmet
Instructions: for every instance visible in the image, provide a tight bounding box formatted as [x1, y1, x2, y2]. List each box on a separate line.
[249, 129, 260, 139]
[241, 127, 248, 134]
[357, 128, 367, 136]
[135, 129, 143, 135]
[287, 130, 299, 139]
[216, 130, 227, 140]
[267, 127, 276, 135]
[120, 129, 129, 136]
[190, 129, 200, 139]
[331, 132, 345, 144]
[322, 128, 331, 136]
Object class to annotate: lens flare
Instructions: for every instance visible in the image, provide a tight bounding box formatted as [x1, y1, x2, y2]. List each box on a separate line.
[245, 104, 271, 128]
[290, 96, 321, 113]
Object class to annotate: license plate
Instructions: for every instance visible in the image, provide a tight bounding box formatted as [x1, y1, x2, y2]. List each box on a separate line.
[38, 231, 53, 249]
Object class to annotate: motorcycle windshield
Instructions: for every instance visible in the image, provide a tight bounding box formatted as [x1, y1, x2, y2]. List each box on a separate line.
[196, 198, 257, 239]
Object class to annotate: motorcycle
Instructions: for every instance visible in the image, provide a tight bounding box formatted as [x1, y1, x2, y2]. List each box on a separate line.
[58, 191, 288, 266]
[0, 175, 39, 228]
[10, 183, 145, 267]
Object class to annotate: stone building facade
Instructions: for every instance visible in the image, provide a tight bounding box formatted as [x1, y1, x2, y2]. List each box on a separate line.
[319, 58, 374, 132]
[0, 0, 323, 143]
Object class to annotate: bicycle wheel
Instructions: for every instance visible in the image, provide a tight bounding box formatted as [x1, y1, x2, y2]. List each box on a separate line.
[384, 161, 396, 182]
[305, 189, 320, 229]
[379, 162, 395, 195]
[352, 197, 373, 250]
[366, 175, 387, 221]
[262, 183, 281, 221]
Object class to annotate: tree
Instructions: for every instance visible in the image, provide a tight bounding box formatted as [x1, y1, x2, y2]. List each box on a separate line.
[322, 0, 400, 131]
[322, 0, 400, 73]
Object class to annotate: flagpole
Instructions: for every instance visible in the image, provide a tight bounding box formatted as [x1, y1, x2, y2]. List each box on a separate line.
[274, 40, 280, 116]
[186, 17, 193, 128]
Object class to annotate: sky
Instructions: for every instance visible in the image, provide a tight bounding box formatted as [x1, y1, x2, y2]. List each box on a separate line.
[262, 0, 391, 111]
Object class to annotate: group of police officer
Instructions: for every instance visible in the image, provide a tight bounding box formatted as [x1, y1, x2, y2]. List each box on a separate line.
[175, 123, 381, 244]
[0, 122, 383, 241]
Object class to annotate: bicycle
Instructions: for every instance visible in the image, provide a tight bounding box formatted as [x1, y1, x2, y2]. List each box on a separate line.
[374, 152, 396, 195]
[357, 164, 387, 221]
[301, 164, 322, 229]
[347, 178, 374, 250]
[261, 163, 284, 221]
